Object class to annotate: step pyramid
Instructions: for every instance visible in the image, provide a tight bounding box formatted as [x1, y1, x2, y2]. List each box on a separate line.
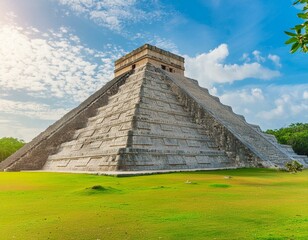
[1, 44, 307, 173]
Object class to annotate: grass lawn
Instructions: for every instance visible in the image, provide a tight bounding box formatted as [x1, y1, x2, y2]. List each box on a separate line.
[0, 168, 307, 240]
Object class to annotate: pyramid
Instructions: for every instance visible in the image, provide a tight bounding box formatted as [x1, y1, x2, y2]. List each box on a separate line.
[1, 44, 307, 174]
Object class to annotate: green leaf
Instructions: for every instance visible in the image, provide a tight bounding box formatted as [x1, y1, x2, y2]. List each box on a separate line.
[285, 37, 298, 44]
[290, 42, 300, 53]
[292, 24, 304, 30]
[297, 13, 308, 19]
[284, 31, 297, 37]
[293, 0, 301, 5]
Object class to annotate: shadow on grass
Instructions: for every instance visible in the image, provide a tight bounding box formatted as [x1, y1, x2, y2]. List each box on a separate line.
[77, 185, 122, 195]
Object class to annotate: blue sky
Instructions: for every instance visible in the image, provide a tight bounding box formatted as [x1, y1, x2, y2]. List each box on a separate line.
[0, 0, 307, 142]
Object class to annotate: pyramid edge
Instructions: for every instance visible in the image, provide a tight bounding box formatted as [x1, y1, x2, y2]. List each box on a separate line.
[0, 71, 133, 172]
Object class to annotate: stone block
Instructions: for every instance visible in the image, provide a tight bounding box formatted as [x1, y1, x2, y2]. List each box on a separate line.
[71, 143, 83, 151]
[54, 159, 71, 167]
[196, 156, 211, 164]
[160, 124, 174, 132]
[136, 122, 151, 130]
[168, 155, 186, 165]
[68, 157, 91, 167]
[186, 140, 201, 148]
[147, 138, 161, 147]
[163, 138, 178, 146]
[132, 136, 152, 145]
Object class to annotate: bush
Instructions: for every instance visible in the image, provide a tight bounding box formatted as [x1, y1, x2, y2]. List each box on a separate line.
[0, 137, 25, 162]
[285, 160, 303, 173]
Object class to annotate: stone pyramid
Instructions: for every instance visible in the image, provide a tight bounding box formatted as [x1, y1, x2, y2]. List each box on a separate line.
[1, 44, 307, 174]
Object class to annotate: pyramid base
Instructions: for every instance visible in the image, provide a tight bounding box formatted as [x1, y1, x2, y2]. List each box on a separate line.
[23, 167, 239, 176]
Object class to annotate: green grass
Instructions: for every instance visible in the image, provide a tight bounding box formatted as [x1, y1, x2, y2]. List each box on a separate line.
[0, 168, 307, 240]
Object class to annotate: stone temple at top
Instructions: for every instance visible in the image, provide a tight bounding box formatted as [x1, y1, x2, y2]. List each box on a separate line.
[1, 44, 307, 174]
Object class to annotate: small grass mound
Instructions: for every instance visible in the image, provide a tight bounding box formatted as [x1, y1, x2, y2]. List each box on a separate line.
[90, 185, 105, 190]
[82, 185, 120, 195]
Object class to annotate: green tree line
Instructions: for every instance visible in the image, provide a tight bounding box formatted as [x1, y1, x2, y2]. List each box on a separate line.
[0, 137, 25, 162]
[266, 123, 308, 156]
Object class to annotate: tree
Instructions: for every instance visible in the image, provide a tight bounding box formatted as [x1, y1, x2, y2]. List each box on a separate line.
[265, 123, 308, 156]
[285, 0, 308, 53]
[0, 137, 25, 162]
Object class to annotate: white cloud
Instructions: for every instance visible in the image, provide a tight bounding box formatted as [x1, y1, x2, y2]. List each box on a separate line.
[220, 88, 265, 106]
[130, 32, 178, 53]
[209, 86, 218, 95]
[0, 98, 69, 121]
[184, 44, 280, 87]
[0, 21, 125, 102]
[241, 51, 281, 68]
[304, 91, 308, 99]
[258, 92, 308, 121]
[56, 0, 164, 31]
[268, 54, 282, 68]
[0, 119, 11, 124]
[149, 36, 178, 53]
[4, 11, 17, 20]
[252, 50, 265, 62]
[218, 84, 308, 130]
[258, 95, 288, 120]
[251, 88, 264, 100]
[241, 53, 251, 62]
[0, 117, 44, 142]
